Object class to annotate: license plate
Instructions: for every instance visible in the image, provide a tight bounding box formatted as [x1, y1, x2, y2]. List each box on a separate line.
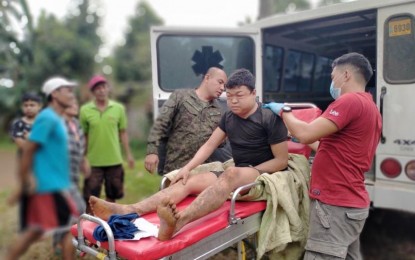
[389, 18, 412, 37]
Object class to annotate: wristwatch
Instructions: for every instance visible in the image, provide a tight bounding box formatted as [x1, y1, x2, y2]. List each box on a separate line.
[282, 106, 292, 113]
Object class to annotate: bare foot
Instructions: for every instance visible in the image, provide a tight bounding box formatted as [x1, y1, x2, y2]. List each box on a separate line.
[89, 196, 133, 220]
[157, 198, 179, 241]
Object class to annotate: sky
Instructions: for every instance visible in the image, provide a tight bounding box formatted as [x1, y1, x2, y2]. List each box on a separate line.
[28, 0, 259, 52]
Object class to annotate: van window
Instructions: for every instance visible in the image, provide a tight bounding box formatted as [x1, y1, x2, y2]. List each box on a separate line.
[284, 50, 314, 92]
[263, 45, 284, 92]
[157, 35, 255, 91]
[384, 14, 415, 84]
[313, 56, 333, 93]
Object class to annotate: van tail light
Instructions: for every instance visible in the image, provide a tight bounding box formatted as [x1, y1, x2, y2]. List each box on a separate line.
[380, 158, 401, 178]
[405, 160, 415, 181]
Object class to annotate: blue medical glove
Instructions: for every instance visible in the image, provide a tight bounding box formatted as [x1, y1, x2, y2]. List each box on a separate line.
[262, 102, 284, 116]
[291, 137, 300, 143]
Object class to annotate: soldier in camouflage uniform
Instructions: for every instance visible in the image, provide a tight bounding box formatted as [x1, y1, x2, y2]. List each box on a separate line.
[145, 67, 232, 174]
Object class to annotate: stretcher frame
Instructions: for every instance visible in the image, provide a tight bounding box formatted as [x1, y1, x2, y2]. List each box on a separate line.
[72, 102, 320, 260]
[72, 182, 263, 260]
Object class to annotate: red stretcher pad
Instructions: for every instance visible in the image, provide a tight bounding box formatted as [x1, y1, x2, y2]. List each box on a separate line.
[71, 197, 266, 260]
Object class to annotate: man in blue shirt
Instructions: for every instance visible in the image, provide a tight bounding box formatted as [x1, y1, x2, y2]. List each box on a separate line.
[6, 77, 79, 260]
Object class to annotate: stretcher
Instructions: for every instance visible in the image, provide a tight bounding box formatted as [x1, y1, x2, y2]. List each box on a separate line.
[71, 103, 321, 260]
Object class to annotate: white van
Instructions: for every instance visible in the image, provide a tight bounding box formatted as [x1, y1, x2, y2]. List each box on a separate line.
[150, 0, 415, 213]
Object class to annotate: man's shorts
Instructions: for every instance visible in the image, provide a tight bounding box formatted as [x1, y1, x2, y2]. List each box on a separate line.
[24, 191, 78, 232]
[304, 199, 369, 259]
[83, 164, 124, 201]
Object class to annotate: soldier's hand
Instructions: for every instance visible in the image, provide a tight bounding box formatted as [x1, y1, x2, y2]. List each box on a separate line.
[144, 154, 159, 174]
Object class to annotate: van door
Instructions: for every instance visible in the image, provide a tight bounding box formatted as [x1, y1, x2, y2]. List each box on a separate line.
[374, 1, 415, 212]
[150, 26, 261, 117]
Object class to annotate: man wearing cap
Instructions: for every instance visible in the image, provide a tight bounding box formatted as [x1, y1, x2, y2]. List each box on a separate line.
[80, 75, 134, 213]
[6, 77, 79, 260]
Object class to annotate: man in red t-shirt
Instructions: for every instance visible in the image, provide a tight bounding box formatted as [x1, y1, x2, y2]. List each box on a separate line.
[280, 52, 382, 259]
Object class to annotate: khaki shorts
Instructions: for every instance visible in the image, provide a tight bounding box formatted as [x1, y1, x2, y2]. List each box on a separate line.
[304, 199, 369, 260]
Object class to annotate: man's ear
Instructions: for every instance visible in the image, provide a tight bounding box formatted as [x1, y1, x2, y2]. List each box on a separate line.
[50, 89, 59, 100]
[345, 68, 353, 82]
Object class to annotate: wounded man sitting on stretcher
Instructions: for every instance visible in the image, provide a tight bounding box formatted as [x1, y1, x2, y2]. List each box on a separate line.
[89, 68, 289, 241]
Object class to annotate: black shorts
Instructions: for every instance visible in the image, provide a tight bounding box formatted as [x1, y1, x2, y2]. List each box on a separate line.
[210, 171, 223, 177]
[83, 164, 124, 201]
[211, 166, 266, 177]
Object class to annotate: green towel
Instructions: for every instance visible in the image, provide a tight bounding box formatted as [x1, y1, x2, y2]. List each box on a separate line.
[239, 153, 310, 259]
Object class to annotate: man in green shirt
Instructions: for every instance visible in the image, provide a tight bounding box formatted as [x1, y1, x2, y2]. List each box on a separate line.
[80, 75, 134, 213]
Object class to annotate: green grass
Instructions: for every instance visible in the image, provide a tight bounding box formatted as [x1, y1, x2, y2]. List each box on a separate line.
[0, 134, 15, 150]
[120, 155, 163, 204]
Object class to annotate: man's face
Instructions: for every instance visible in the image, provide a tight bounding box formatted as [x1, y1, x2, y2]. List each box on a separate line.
[22, 100, 41, 119]
[91, 83, 109, 102]
[53, 86, 75, 109]
[206, 71, 227, 99]
[226, 85, 257, 116]
[64, 98, 79, 117]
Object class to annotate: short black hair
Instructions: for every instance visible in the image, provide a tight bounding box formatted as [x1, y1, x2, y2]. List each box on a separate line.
[21, 92, 42, 104]
[332, 52, 373, 83]
[225, 68, 255, 91]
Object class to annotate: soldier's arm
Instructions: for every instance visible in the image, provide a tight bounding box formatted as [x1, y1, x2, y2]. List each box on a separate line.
[146, 91, 181, 155]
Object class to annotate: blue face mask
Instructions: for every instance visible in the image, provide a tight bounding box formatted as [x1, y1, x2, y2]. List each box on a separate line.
[330, 81, 341, 100]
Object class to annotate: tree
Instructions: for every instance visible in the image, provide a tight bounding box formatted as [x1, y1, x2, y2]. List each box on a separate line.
[258, 0, 310, 19]
[0, 0, 35, 130]
[113, 1, 163, 83]
[28, 0, 102, 84]
[317, 0, 343, 7]
[0, 0, 103, 132]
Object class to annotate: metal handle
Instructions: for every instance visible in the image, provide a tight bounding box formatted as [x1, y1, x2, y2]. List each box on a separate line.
[380, 86, 387, 144]
[74, 213, 117, 260]
[229, 182, 261, 224]
[284, 102, 317, 109]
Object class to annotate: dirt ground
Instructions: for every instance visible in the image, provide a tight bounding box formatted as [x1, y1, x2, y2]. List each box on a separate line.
[0, 149, 18, 189]
[1, 148, 415, 259]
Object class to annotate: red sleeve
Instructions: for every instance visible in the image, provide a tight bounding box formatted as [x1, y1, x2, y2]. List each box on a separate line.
[322, 94, 360, 130]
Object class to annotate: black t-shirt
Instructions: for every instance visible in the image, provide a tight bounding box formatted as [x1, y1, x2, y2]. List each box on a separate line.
[10, 118, 32, 157]
[219, 103, 287, 167]
[10, 118, 32, 140]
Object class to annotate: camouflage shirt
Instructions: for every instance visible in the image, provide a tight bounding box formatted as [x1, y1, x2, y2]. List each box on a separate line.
[147, 89, 224, 174]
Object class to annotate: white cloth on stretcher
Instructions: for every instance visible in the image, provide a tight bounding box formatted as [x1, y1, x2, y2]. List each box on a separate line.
[132, 218, 159, 240]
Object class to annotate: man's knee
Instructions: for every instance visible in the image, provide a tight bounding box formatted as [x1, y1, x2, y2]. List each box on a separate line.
[222, 166, 238, 177]
[185, 172, 217, 193]
[219, 167, 241, 186]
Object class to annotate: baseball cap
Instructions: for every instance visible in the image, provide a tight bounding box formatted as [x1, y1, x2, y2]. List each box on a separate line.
[88, 75, 107, 90]
[42, 77, 77, 96]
